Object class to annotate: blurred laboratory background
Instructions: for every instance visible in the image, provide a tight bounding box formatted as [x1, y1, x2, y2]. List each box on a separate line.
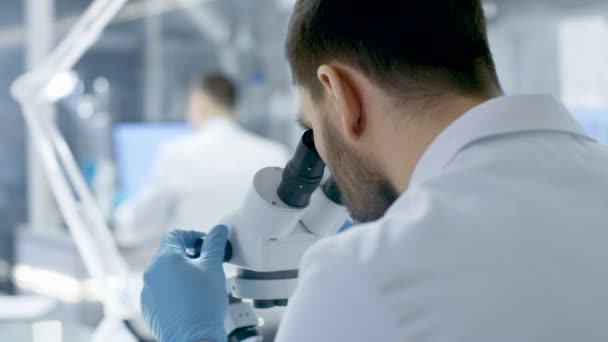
[0, 0, 607, 340]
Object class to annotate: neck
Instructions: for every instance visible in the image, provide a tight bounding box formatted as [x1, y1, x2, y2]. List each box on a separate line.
[381, 93, 500, 193]
[193, 108, 235, 129]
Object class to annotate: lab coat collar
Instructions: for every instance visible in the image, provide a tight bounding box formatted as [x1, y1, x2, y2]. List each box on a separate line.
[197, 116, 237, 134]
[408, 95, 594, 187]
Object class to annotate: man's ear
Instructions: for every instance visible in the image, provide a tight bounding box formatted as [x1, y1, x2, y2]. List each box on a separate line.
[317, 64, 363, 141]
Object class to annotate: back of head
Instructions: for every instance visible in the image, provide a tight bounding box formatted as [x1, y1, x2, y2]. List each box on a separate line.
[197, 73, 238, 111]
[286, 0, 501, 102]
[189, 73, 239, 128]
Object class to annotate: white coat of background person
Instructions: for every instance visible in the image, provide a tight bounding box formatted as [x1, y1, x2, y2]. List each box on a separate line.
[114, 73, 289, 248]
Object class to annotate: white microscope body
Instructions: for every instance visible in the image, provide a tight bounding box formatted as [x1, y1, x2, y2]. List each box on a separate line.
[211, 130, 349, 341]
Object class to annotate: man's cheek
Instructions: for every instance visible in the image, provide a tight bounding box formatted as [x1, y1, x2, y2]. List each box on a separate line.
[313, 133, 329, 164]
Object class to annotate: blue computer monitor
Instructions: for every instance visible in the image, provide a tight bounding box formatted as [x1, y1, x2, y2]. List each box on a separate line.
[113, 122, 192, 201]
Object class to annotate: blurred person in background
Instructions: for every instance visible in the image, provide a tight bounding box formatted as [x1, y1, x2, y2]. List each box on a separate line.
[113, 72, 289, 248]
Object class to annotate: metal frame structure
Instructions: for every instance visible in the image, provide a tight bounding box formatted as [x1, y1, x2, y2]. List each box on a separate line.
[12, 0, 136, 319]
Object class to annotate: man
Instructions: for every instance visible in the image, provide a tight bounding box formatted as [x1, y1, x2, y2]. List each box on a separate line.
[114, 73, 288, 248]
[140, 1, 608, 342]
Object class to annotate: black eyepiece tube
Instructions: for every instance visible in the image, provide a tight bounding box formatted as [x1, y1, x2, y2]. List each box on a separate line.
[277, 130, 326, 208]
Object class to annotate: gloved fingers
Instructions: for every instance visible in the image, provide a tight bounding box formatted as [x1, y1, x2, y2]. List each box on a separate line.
[199, 225, 229, 263]
[176, 229, 206, 248]
[159, 229, 205, 256]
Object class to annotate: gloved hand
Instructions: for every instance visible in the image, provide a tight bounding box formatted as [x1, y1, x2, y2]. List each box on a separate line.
[140, 225, 229, 342]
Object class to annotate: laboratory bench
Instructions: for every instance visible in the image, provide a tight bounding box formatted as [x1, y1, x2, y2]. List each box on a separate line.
[12, 226, 284, 341]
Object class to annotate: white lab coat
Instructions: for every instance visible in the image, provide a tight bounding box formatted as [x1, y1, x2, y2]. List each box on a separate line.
[276, 95, 608, 342]
[114, 117, 289, 248]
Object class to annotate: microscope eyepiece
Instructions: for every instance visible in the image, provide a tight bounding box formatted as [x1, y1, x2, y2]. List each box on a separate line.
[277, 130, 325, 208]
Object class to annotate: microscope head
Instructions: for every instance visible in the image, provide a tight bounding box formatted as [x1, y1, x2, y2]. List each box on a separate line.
[194, 130, 349, 309]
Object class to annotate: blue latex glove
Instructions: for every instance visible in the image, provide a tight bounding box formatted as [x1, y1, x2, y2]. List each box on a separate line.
[140, 226, 229, 342]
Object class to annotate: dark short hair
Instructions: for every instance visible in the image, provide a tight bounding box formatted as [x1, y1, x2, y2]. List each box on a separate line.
[286, 0, 501, 100]
[196, 73, 238, 109]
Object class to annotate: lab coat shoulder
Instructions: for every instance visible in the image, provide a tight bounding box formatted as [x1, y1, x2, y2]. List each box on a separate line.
[314, 184, 456, 270]
[275, 233, 402, 342]
[277, 193, 459, 342]
[284, 182, 500, 341]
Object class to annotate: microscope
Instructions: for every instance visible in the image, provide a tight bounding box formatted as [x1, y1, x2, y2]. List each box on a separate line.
[195, 130, 349, 341]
